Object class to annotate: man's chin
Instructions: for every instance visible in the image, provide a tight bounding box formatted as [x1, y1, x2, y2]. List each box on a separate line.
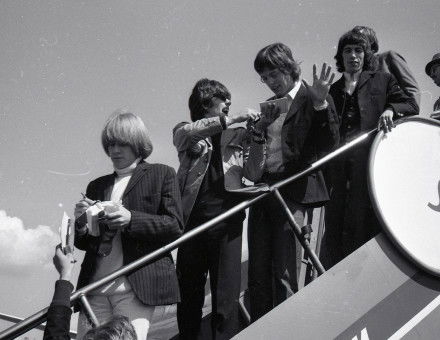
[270, 88, 283, 97]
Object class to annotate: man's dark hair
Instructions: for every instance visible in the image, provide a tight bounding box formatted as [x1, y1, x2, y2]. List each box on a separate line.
[188, 78, 231, 122]
[352, 25, 379, 53]
[254, 42, 301, 81]
[334, 31, 376, 73]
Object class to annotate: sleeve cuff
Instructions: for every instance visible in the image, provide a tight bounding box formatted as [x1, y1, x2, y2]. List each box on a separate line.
[51, 280, 74, 308]
[387, 106, 403, 119]
[219, 115, 227, 130]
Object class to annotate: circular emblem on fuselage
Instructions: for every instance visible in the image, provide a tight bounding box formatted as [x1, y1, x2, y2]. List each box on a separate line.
[369, 117, 440, 276]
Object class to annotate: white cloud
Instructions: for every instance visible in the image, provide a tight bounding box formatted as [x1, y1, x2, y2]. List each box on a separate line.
[0, 210, 58, 273]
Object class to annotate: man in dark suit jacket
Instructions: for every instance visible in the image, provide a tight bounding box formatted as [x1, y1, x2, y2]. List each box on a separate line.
[246, 43, 339, 322]
[75, 162, 183, 301]
[352, 26, 421, 107]
[320, 31, 418, 269]
[74, 112, 183, 340]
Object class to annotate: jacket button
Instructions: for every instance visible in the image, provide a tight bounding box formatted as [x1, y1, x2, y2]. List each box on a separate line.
[197, 172, 202, 176]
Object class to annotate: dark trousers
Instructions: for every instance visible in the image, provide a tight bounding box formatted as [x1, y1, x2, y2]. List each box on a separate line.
[320, 146, 381, 269]
[177, 220, 242, 340]
[247, 194, 305, 322]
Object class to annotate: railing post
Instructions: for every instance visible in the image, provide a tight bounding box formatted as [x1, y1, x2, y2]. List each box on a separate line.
[273, 188, 325, 275]
[313, 206, 326, 280]
[238, 291, 251, 325]
[79, 294, 100, 328]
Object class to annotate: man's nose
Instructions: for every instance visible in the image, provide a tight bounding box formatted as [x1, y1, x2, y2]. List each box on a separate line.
[111, 144, 121, 152]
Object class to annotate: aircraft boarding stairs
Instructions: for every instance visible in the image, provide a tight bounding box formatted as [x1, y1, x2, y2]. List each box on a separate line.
[1, 117, 439, 340]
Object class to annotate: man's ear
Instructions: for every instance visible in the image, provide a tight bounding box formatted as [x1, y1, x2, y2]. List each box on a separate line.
[201, 102, 212, 117]
[202, 101, 211, 111]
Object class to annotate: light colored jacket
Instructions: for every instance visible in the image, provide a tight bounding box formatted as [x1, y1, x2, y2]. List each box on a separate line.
[173, 116, 265, 224]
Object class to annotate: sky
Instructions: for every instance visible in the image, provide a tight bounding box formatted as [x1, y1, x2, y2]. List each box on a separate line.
[0, 0, 439, 338]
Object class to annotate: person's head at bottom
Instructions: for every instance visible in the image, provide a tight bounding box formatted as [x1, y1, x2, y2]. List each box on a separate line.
[83, 315, 137, 340]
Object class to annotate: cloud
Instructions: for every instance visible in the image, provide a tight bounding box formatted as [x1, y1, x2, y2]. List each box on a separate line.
[0, 210, 58, 273]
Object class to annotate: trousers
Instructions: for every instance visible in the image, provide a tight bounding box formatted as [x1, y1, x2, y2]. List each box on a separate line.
[77, 287, 155, 340]
[177, 219, 242, 340]
[320, 146, 381, 269]
[248, 194, 305, 322]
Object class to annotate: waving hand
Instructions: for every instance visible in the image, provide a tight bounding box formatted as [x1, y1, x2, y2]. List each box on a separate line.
[309, 63, 335, 106]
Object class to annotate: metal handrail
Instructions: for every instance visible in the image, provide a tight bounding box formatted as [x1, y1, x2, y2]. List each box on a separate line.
[0, 129, 377, 340]
[0, 313, 77, 339]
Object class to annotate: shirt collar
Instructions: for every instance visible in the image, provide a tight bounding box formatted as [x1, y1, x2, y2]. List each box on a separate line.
[343, 71, 361, 95]
[114, 157, 142, 177]
[286, 79, 302, 101]
[343, 71, 361, 83]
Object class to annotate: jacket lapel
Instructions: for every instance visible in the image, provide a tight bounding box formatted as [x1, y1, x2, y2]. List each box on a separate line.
[103, 175, 115, 201]
[284, 82, 307, 125]
[122, 161, 149, 198]
[357, 71, 373, 92]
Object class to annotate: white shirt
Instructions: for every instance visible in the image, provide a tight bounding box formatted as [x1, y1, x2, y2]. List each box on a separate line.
[344, 71, 361, 95]
[265, 80, 302, 173]
[91, 158, 141, 295]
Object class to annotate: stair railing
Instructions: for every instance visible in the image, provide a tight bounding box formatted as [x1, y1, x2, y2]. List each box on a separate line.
[0, 129, 377, 340]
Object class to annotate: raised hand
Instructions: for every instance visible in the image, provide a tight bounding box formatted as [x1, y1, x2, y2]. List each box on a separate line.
[309, 63, 335, 106]
[74, 196, 94, 220]
[53, 245, 75, 281]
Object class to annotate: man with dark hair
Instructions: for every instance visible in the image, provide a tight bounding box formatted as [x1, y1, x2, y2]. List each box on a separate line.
[321, 31, 418, 269]
[247, 42, 339, 322]
[173, 78, 263, 339]
[352, 25, 420, 106]
[425, 52, 440, 117]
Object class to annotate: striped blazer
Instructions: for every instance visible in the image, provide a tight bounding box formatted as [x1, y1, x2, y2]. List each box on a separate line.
[75, 161, 184, 305]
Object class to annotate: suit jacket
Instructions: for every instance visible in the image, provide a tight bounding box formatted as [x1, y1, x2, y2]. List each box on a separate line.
[251, 81, 340, 206]
[75, 162, 184, 305]
[173, 117, 265, 224]
[43, 280, 73, 340]
[330, 71, 419, 133]
[377, 50, 420, 106]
